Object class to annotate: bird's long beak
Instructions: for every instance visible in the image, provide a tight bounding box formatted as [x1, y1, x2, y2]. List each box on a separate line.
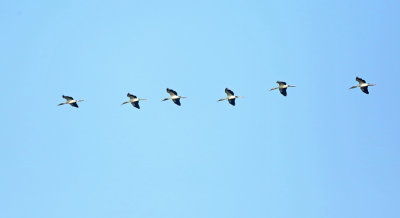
[141, 99, 148, 100]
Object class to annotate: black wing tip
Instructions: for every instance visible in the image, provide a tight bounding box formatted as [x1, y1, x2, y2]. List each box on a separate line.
[361, 86, 369, 94]
[133, 102, 140, 109]
[280, 88, 287, 96]
[225, 88, 234, 95]
[173, 99, 181, 106]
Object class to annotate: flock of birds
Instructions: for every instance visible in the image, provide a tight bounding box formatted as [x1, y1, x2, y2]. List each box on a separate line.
[58, 77, 376, 109]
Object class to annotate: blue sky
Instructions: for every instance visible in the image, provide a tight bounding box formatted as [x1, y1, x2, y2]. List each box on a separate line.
[1, 0, 400, 217]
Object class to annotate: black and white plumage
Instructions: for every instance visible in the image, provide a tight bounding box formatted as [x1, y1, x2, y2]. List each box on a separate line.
[121, 93, 147, 109]
[217, 88, 244, 106]
[58, 95, 84, 108]
[162, 88, 187, 106]
[349, 77, 376, 94]
[269, 81, 296, 96]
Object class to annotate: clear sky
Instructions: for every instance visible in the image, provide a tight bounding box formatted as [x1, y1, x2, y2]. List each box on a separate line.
[1, 0, 399, 217]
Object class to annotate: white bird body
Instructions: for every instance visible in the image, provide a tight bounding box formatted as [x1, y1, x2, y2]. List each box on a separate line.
[281, 84, 289, 89]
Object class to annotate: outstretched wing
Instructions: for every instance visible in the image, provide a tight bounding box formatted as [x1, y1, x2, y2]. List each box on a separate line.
[173, 98, 181, 106]
[132, 101, 140, 109]
[356, 77, 366, 84]
[127, 93, 137, 99]
[277, 81, 286, 86]
[63, 95, 74, 101]
[279, 88, 287, 96]
[70, 102, 79, 108]
[225, 88, 234, 97]
[228, 98, 236, 106]
[167, 88, 178, 96]
[361, 86, 369, 94]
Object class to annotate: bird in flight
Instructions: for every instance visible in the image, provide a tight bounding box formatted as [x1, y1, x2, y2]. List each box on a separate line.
[162, 88, 187, 106]
[58, 95, 84, 108]
[217, 88, 244, 106]
[121, 93, 147, 109]
[270, 81, 296, 96]
[349, 77, 376, 94]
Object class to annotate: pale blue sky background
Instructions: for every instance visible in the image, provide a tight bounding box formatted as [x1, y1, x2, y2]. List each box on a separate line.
[1, 0, 400, 217]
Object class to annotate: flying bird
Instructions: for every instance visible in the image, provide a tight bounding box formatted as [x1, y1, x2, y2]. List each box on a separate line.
[58, 95, 84, 108]
[217, 88, 244, 106]
[349, 77, 376, 94]
[121, 93, 147, 109]
[162, 88, 187, 106]
[270, 81, 296, 96]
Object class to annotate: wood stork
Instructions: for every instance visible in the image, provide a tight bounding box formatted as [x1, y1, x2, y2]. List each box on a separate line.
[217, 88, 244, 106]
[121, 93, 147, 109]
[58, 95, 84, 108]
[349, 77, 376, 94]
[269, 81, 296, 96]
[162, 88, 187, 106]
